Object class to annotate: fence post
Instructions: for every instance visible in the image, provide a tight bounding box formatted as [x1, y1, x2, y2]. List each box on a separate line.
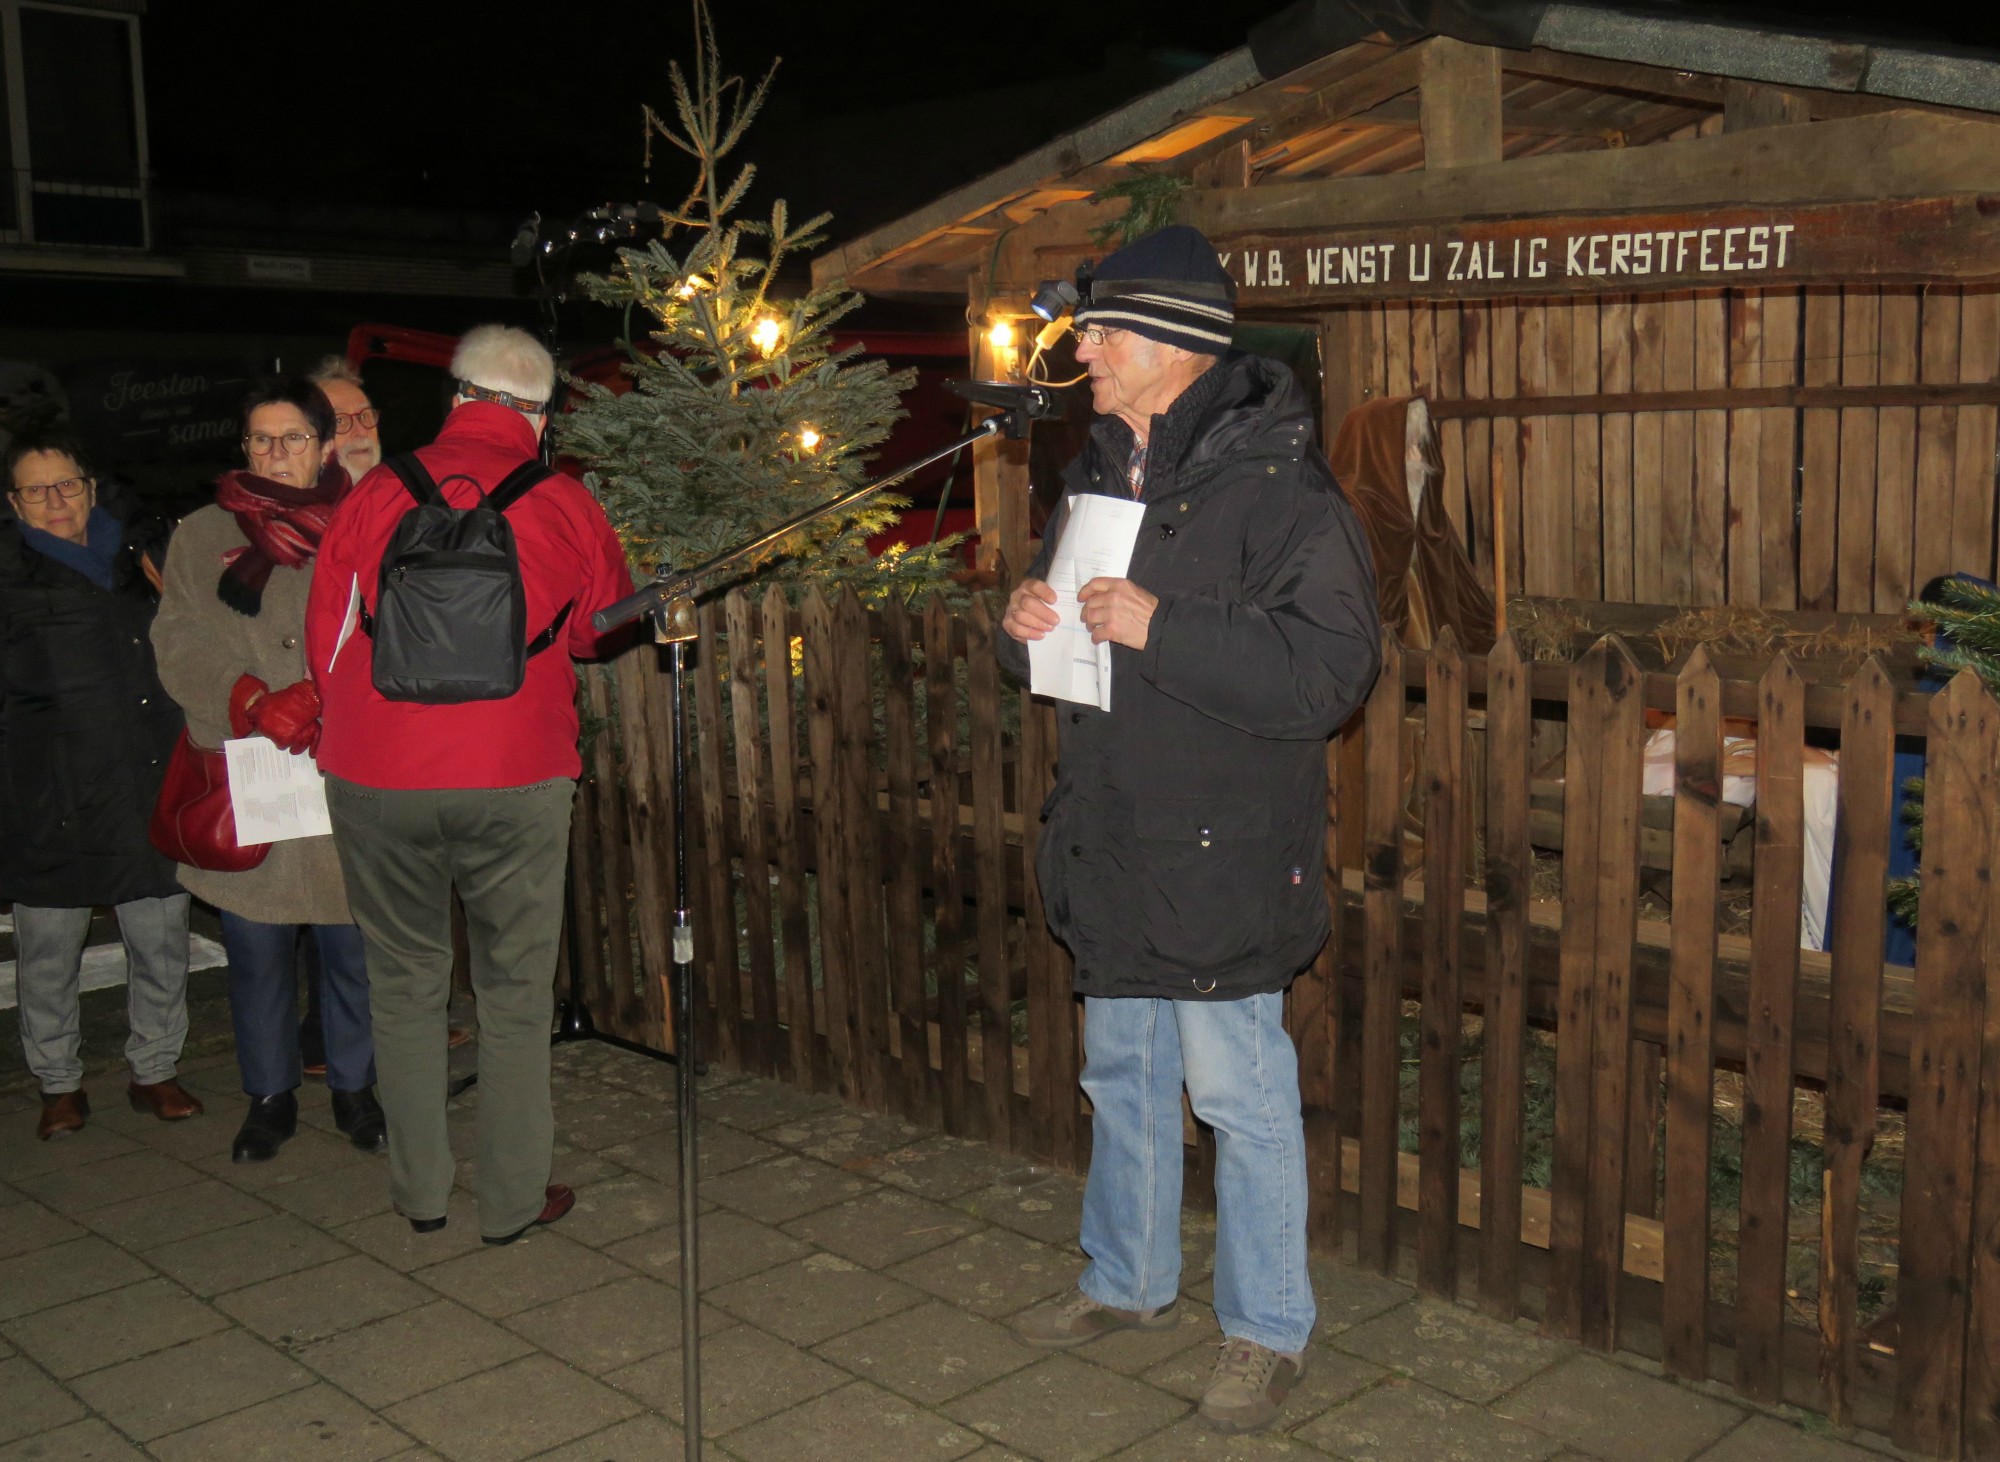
[760, 586, 818, 1089]
[1898, 670, 2000, 1457]
[924, 596, 970, 1137]
[693, 601, 742, 1071]
[1545, 634, 1643, 1349]
[965, 597, 1012, 1149]
[834, 591, 889, 1112]
[880, 599, 932, 1124]
[1358, 631, 1406, 1275]
[1819, 656, 1893, 1422]
[1479, 632, 1531, 1320]
[1418, 627, 1467, 1297]
[1662, 645, 1721, 1380]
[724, 590, 781, 1078]
[1736, 653, 1804, 1403]
[801, 589, 856, 1101]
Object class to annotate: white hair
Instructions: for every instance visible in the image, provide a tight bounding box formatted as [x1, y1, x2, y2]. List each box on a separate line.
[451, 325, 555, 408]
[309, 355, 364, 388]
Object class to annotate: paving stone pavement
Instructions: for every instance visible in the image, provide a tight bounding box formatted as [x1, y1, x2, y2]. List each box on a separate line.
[0, 1038, 1918, 1460]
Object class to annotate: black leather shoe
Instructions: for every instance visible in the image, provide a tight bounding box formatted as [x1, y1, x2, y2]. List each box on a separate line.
[231, 1091, 298, 1163]
[330, 1086, 388, 1154]
[406, 1214, 447, 1234]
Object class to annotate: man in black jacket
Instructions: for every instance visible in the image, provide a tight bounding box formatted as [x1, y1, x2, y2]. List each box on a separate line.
[999, 226, 1381, 1434]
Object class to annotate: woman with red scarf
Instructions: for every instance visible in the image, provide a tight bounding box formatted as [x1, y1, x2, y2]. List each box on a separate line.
[151, 377, 384, 1164]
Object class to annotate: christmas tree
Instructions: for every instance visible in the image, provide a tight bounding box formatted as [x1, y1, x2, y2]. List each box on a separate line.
[558, 0, 963, 604]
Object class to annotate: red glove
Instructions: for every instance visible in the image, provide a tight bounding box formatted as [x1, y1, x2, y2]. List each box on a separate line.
[229, 674, 269, 739]
[249, 678, 322, 756]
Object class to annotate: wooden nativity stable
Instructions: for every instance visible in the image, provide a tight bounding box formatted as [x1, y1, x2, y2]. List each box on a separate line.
[785, 2, 2000, 1456]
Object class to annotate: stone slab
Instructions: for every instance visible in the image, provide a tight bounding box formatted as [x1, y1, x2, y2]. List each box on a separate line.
[701, 1153, 876, 1224]
[708, 1252, 928, 1346]
[0, 1200, 86, 1260]
[146, 1381, 411, 1462]
[1296, 1378, 1562, 1462]
[144, 1213, 350, 1297]
[78, 1177, 275, 1252]
[0, 1236, 154, 1321]
[1329, 1300, 1565, 1404]
[295, 1300, 535, 1410]
[414, 1230, 631, 1318]
[216, 1253, 432, 1348]
[0, 1276, 229, 1379]
[0, 1356, 87, 1444]
[69, 1328, 314, 1442]
[727, 1378, 983, 1462]
[891, 1227, 1071, 1318]
[1143, 1335, 1387, 1430]
[503, 1274, 690, 1374]
[0, 1417, 146, 1459]
[1493, 1354, 1745, 1461]
[783, 1188, 982, 1270]
[605, 1207, 808, 1290]
[944, 1353, 1190, 1462]
[1698, 1416, 1889, 1462]
[17, 1149, 205, 1218]
[384, 1353, 639, 1462]
[814, 1300, 1038, 1405]
[606, 1319, 847, 1434]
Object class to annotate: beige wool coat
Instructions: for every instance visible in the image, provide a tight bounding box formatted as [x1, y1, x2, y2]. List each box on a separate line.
[150, 503, 352, 925]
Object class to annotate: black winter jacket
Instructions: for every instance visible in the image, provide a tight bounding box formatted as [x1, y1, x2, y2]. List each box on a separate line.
[0, 490, 183, 907]
[997, 351, 1381, 1000]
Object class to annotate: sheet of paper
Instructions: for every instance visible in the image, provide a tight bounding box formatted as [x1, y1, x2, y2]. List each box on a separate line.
[224, 737, 333, 845]
[1027, 494, 1147, 711]
[327, 574, 360, 674]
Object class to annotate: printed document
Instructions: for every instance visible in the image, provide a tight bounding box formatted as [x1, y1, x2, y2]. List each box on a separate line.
[224, 737, 332, 845]
[1028, 494, 1147, 711]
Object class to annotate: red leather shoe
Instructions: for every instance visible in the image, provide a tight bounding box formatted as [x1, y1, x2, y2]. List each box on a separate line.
[37, 1090, 89, 1140]
[128, 1080, 205, 1121]
[482, 1184, 575, 1246]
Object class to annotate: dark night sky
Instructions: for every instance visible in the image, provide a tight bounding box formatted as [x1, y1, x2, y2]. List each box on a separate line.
[142, 0, 2000, 253]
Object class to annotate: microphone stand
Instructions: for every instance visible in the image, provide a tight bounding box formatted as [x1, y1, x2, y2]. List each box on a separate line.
[595, 393, 1045, 1462]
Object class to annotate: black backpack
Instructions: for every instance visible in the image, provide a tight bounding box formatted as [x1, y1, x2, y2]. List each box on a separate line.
[361, 453, 573, 704]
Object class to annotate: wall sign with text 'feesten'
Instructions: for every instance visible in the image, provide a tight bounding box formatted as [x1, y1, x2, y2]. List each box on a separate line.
[1203, 195, 2000, 302]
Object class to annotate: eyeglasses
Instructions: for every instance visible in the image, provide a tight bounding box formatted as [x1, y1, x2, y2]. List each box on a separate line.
[10, 476, 92, 504]
[244, 431, 318, 456]
[333, 408, 381, 433]
[1070, 325, 1125, 347]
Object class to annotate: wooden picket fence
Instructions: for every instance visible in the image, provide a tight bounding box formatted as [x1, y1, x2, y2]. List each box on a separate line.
[564, 586, 2000, 1460]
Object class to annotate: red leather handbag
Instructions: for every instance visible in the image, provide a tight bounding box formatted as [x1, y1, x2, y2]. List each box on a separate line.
[148, 730, 270, 872]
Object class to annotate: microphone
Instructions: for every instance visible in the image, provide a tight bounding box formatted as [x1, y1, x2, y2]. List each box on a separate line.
[945, 380, 1061, 420]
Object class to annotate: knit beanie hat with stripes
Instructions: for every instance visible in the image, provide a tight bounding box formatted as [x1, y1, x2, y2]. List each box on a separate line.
[1075, 224, 1236, 356]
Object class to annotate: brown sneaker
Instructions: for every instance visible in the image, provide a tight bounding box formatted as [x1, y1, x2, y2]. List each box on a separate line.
[37, 1090, 89, 1140]
[1011, 1290, 1179, 1350]
[1199, 1337, 1306, 1433]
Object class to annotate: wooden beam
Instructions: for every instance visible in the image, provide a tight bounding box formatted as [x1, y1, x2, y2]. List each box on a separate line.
[1420, 38, 1503, 168]
[1427, 380, 2000, 419]
[1723, 80, 1810, 132]
[1183, 195, 2000, 304]
[1194, 111, 2000, 238]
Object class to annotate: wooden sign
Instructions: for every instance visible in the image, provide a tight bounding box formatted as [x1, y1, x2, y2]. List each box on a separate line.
[1184, 195, 2000, 302]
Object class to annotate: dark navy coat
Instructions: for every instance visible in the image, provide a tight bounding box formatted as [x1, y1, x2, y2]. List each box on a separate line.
[0, 491, 183, 907]
[997, 351, 1382, 1000]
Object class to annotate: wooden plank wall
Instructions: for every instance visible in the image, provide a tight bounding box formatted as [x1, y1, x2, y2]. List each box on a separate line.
[1320, 287, 2000, 607]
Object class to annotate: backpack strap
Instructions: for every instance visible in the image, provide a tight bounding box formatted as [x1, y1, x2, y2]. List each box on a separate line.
[526, 601, 574, 659]
[489, 461, 555, 512]
[384, 453, 444, 506]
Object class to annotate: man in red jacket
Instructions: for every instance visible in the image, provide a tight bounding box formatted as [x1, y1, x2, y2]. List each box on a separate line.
[306, 324, 633, 1245]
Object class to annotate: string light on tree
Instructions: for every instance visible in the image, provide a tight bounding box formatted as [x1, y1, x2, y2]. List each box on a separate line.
[556, 0, 965, 608]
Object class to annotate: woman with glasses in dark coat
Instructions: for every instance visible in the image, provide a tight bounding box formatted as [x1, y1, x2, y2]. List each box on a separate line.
[1, 426, 200, 1140]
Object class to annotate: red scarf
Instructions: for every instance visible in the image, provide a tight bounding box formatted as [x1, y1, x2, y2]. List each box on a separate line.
[213, 461, 350, 616]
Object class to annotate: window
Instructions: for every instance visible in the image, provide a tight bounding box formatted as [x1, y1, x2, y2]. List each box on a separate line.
[1, 2, 149, 247]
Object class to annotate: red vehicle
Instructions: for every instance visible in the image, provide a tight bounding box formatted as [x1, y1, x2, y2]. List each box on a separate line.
[343, 324, 977, 562]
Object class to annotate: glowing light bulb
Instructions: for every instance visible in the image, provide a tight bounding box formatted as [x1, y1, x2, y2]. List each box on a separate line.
[752, 317, 784, 355]
[798, 426, 822, 453]
[674, 273, 708, 299]
[987, 319, 1016, 351]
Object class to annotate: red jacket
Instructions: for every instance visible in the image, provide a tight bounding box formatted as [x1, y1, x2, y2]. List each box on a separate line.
[306, 401, 634, 789]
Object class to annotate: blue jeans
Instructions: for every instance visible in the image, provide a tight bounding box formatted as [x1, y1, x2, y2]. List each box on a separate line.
[219, 913, 373, 1096]
[1077, 992, 1315, 1354]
